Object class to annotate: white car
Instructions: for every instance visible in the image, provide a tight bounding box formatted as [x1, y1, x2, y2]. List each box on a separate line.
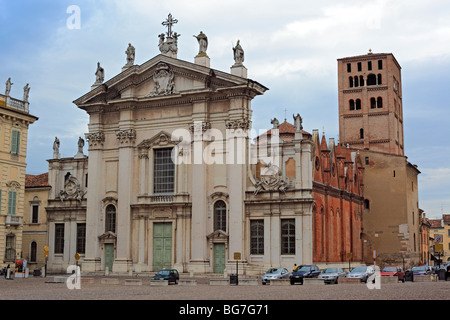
[347, 266, 375, 283]
[318, 267, 347, 284]
[261, 267, 290, 285]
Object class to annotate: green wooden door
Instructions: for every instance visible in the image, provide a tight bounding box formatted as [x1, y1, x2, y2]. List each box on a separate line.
[214, 243, 226, 274]
[153, 222, 172, 270]
[104, 243, 114, 272]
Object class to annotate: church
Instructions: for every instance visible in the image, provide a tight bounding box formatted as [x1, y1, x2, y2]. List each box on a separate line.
[45, 15, 316, 275]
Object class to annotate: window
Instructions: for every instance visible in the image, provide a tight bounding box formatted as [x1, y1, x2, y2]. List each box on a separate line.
[377, 74, 382, 85]
[347, 63, 351, 72]
[367, 74, 377, 86]
[105, 205, 116, 233]
[250, 220, 264, 255]
[377, 97, 383, 108]
[349, 77, 353, 88]
[30, 241, 37, 262]
[355, 99, 361, 110]
[368, 61, 372, 71]
[7, 191, 17, 215]
[214, 200, 227, 232]
[354, 76, 359, 87]
[349, 99, 355, 111]
[11, 130, 20, 155]
[153, 148, 175, 194]
[365, 156, 369, 165]
[77, 223, 86, 254]
[364, 199, 370, 210]
[5, 234, 16, 261]
[54, 223, 65, 254]
[31, 204, 39, 223]
[360, 128, 364, 139]
[359, 75, 364, 87]
[357, 62, 362, 71]
[281, 219, 295, 255]
[378, 60, 383, 70]
[370, 97, 376, 109]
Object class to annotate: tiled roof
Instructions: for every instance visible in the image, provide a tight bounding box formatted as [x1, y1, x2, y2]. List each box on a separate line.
[429, 219, 443, 228]
[443, 214, 450, 224]
[25, 173, 49, 188]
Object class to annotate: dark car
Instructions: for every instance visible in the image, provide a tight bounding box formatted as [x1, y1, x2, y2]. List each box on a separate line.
[152, 269, 179, 284]
[411, 265, 431, 276]
[290, 265, 320, 284]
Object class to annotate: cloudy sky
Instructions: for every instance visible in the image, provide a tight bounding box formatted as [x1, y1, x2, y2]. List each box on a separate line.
[1, 0, 449, 218]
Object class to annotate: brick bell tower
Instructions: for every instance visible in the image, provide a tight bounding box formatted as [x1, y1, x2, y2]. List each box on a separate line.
[337, 50, 404, 156]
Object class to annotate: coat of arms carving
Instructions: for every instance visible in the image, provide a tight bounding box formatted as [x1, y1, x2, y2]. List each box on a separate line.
[147, 62, 175, 97]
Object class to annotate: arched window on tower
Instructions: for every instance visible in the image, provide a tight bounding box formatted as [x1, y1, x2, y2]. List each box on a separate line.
[349, 99, 355, 110]
[349, 77, 353, 88]
[359, 75, 364, 87]
[370, 97, 376, 109]
[360, 128, 364, 139]
[377, 97, 383, 108]
[377, 74, 382, 85]
[354, 76, 359, 87]
[356, 99, 361, 110]
[367, 74, 377, 86]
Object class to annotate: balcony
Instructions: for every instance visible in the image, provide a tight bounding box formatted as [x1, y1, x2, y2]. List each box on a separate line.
[0, 94, 29, 113]
[6, 215, 21, 226]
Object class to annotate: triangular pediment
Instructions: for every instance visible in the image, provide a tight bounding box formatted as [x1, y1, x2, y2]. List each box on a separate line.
[206, 229, 228, 240]
[74, 54, 267, 109]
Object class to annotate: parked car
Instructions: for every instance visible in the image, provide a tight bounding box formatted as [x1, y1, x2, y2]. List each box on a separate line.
[346, 266, 375, 283]
[318, 267, 346, 284]
[380, 266, 405, 282]
[261, 267, 290, 285]
[290, 265, 321, 284]
[411, 265, 431, 276]
[152, 269, 179, 284]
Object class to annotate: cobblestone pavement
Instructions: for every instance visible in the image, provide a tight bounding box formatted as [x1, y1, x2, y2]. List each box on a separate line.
[0, 274, 449, 301]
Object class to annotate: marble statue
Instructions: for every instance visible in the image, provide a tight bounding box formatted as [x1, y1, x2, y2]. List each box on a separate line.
[194, 31, 208, 56]
[78, 136, 84, 153]
[271, 117, 279, 129]
[293, 113, 303, 131]
[53, 137, 60, 153]
[125, 43, 135, 66]
[95, 62, 104, 84]
[23, 83, 30, 102]
[5, 78, 13, 96]
[232, 40, 245, 65]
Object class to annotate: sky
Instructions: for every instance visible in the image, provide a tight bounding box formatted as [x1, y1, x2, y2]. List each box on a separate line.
[0, 0, 449, 219]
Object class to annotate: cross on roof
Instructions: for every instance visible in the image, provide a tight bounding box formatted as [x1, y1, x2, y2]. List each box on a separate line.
[162, 13, 178, 38]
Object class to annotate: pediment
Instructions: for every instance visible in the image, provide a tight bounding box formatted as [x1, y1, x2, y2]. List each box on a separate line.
[207, 229, 228, 240]
[137, 130, 179, 149]
[74, 54, 267, 109]
[98, 231, 117, 241]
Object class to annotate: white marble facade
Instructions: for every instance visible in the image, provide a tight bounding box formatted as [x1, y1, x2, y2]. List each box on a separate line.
[47, 25, 314, 275]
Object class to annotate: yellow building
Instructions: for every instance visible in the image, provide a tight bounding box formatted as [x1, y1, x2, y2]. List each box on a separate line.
[429, 216, 449, 265]
[0, 90, 38, 268]
[23, 173, 51, 271]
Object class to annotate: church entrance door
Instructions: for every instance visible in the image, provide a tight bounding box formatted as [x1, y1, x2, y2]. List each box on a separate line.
[153, 222, 172, 270]
[213, 243, 226, 274]
[104, 243, 114, 272]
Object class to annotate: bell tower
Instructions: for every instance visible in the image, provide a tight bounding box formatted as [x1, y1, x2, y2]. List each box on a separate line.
[337, 51, 404, 156]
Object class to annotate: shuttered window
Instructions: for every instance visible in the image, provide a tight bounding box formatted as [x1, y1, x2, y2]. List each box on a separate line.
[11, 130, 20, 154]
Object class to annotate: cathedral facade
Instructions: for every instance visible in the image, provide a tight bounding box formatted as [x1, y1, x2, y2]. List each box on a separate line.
[45, 17, 315, 275]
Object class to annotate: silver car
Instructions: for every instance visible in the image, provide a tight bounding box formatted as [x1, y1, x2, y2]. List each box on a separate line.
[262, 267, 290, 285]
[318, 267, 347, 284]
[347, 266, 375, 283]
